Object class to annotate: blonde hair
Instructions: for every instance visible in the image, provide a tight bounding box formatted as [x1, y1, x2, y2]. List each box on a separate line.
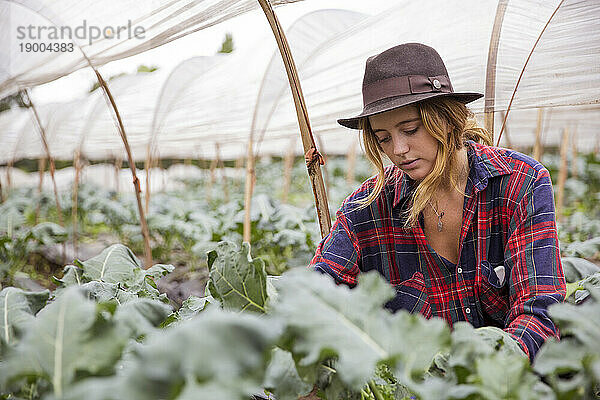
[356, 97, 492, 228]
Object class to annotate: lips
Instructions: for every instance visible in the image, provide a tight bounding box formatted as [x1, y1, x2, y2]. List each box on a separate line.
[399, 159, 419, 168]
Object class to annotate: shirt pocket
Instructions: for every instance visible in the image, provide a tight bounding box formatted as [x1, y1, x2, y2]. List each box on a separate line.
[476, 260, 509, 324]
[386, 271, 432, 318]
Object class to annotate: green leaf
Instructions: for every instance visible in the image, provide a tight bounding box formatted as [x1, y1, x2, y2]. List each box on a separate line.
[561, 257, 600, 283]
[77, 244, 143, 284]
[534, 338, 587, 376]
[77, 281, 138, 304]
[548, 294, 600, 348]
[263, 347, 313, 400]
[206, 241, 267, 313]
[0, 287, 128, 398]
[272, 269, 450, 390]
[29, 222, 68, 245]
[116, 308, 280, 400]
[165, 295, 215, 326]
[72, 244, 173, 302]
[54, 265, 83, 287]
[57, 376, 123, 400]
[0, 287, 49, 346]
[114, 298, 172, 339]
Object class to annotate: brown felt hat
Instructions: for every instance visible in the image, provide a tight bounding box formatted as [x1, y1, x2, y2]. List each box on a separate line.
[337, 43, 483, 129]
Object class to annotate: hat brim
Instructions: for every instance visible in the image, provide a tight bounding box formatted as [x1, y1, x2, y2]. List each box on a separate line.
[337, 92, 484, 130]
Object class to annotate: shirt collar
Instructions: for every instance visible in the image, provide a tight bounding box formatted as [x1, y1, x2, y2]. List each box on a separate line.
[391, 141, 512, 208]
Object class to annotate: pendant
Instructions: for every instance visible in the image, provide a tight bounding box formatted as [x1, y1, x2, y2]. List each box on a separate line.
[437, 212, 444, 232]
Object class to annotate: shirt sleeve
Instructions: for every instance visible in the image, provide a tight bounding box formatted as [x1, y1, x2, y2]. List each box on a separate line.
[308, 208, 361, 287]
[503, 167, 567, 361]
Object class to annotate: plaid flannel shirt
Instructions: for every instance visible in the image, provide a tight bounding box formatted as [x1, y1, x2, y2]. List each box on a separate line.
[309, 141, 566, 360]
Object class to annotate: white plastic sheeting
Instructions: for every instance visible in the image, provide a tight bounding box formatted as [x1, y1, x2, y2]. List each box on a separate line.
[0, 0, 599, 164]
[0, 0, 302, 97]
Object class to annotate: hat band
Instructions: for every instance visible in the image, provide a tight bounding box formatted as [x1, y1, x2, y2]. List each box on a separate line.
[362, 75, 453, 106]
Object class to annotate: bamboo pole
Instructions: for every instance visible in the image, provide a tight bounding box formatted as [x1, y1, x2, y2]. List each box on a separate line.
[72, 150, 83, 259]
[22, 90, 64, 229]
[93, 70, 153, 268]
[314, 133, 331, 202]
[570, 128, 578, 179]
[496, 0, 566, 145]
[499, 111, 513, 149]
[533, 108, 544, 161]
[257, 0, 331, 238]
[235, 155, 245, 191]
[34, 157, 47, 224]
[243, 139, 255, 243]
[346, 139, 358, 185]
[6, 10, 153, 266]
[282, 139, 295, 204]
[21, 89, 65, 264]
[484, 0, 510, 139]
[556, 127, 569, 220]
[5, 161, 12, 190]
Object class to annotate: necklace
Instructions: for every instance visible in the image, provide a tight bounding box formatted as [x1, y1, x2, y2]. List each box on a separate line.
[428, 200, 445, 232]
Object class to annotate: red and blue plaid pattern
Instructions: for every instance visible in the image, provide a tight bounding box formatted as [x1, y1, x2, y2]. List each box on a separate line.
[309, 141, 566, 360]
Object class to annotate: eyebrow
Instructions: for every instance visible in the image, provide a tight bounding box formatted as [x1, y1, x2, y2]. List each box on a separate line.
[372, 118, 420, 133]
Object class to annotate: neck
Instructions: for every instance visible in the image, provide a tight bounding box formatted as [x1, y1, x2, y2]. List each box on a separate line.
[439, 147, 469, 194]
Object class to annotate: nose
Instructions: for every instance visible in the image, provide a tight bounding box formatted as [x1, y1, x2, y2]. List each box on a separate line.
[392, 135, 409, 156]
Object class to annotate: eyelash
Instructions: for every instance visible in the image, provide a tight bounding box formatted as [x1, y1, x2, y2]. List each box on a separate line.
[376, 128, 418, 144]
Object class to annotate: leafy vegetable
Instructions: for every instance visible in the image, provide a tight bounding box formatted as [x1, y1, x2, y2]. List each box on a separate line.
[207, 241, 268, 313]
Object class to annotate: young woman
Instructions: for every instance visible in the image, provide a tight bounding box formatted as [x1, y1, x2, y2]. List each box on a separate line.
[309, 43, 566, 361]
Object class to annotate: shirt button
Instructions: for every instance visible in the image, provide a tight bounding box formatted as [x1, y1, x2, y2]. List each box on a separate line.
[457, 267, 463, 274]
[465, 307, 471, 314]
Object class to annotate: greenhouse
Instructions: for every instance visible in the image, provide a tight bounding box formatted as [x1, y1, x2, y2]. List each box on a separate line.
[0, 0, 599, 399]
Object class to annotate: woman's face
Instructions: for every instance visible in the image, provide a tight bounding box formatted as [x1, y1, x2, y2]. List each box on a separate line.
[368, 105, 439, 181]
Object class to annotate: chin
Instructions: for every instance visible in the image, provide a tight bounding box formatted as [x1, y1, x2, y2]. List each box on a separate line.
[403, 166, 432, 181]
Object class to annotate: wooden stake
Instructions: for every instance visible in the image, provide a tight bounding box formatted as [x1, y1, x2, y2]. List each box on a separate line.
[484, 0, 509, 139]
[22, 89, 65, 264]
[93, 70, 153, 268]
[243, 138, 255, 243]
[314, 133, 331, 202]
[496, 0, 567, 146]
[22, 91, 64, 229]
[346, 139, 358, 185]
[499, 111, 513, 149]
[533, 108, 544, 161]
[235, 155, 245, 192]
[556, 128, 569, 221]
[257, 0, 331, 238]
[282, 138, 295, 203]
